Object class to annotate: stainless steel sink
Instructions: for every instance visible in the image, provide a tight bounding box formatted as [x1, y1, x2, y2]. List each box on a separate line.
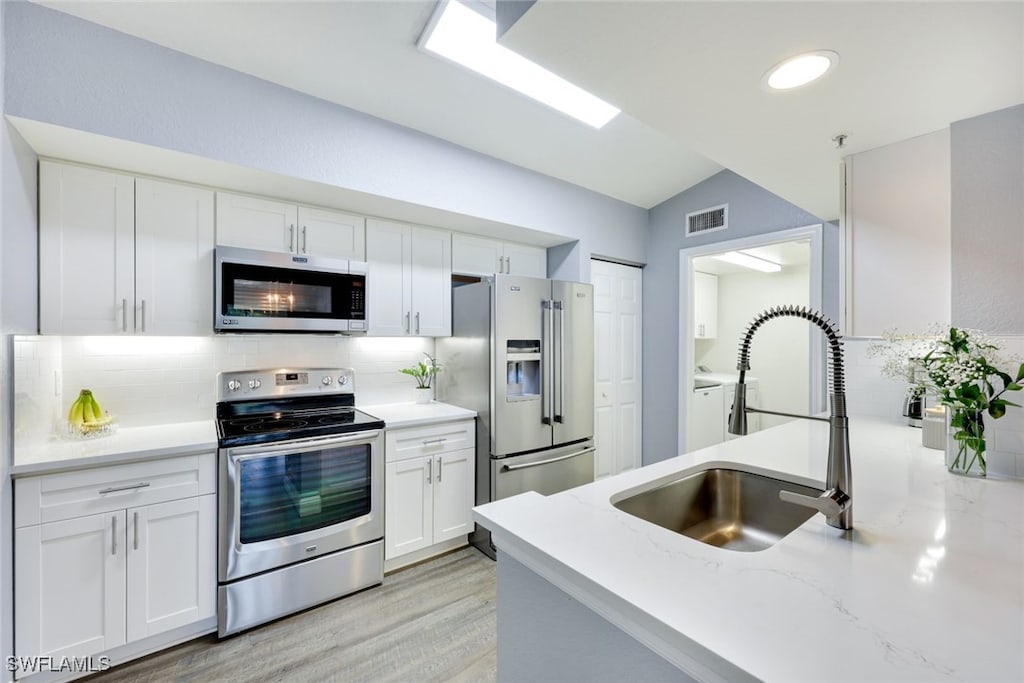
[611, 468, 824, 552]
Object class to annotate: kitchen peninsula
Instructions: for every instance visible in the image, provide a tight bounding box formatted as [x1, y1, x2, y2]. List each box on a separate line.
[474, 416, 1024, 682]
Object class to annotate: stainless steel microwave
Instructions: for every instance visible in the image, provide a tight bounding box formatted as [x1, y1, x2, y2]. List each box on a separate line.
[214, 246, 367, 333]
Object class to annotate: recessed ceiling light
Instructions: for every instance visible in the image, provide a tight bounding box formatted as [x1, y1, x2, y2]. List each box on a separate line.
[712, 251, 782, 273]
[419, 0, 620, 128]
[762, 50, 839, 91]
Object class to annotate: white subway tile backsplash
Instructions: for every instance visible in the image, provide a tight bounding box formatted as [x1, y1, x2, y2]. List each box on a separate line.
[14, 334, 438, 439]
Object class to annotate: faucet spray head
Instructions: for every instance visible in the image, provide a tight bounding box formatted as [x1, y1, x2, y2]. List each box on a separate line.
[728, 383, 748, 436]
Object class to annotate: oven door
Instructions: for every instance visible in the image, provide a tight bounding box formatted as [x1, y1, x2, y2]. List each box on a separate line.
[219, 429, 383, 583]
[215, 246, 367, 333]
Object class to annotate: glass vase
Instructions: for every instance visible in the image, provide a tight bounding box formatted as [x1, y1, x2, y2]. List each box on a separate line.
[945, 407, 986, 477]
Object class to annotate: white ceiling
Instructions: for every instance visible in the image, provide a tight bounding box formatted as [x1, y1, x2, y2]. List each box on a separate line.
[33, 0, 721, 209]
[30, 1, 1024, 219]
[502, 1, 1024, 219]
[693, 240, 810, 276]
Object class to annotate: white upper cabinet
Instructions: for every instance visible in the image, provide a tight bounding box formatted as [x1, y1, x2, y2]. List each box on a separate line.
[135, 178, 215, 336]
[452, 233, 546, 278]
[39, 162, 135, 335]
[366, 219, 451, 337]
[693, 271, 718, 339]
[215, 191, 366, 261]
[215, 192, 296, 253]
[296, 206, 366, 261]
[843, 129, 951, 336]
[39, 161, 214, 336]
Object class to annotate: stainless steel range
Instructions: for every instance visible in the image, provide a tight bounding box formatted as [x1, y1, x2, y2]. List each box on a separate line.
[215, 367, 384, 637]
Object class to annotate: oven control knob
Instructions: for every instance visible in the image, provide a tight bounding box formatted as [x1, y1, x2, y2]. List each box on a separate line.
[337, 375, 349, 386]
[322, 376, 333, 386]
[248, 379, 262, 390]
[227, 379, 242, 392]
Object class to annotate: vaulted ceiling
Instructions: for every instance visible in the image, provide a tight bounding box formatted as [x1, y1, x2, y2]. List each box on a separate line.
[33, 1, 1024, 219]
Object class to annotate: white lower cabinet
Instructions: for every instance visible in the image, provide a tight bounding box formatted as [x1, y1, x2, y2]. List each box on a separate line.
[14, 454, 216, 675]
[384, 420, 475, 569]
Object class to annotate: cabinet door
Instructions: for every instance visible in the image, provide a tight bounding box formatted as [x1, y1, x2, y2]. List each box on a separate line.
[135, 179, 215, 335]
[452, 233, 503, 276]
[297, 206, 366, 260]
[384, 458, 433, 560]
[693, 271, 718, 339]
[39, 161, 135, 335]
[432, 449, 474, 544]
[687, 387, 723, 452]
[15, 512, 127, 661]
[366, 219, 412, 336]
[410, 226, 452, 337]
[504, 242, 547, 278]
[215, 192, 298, 253]
[126, 495, 216, 642]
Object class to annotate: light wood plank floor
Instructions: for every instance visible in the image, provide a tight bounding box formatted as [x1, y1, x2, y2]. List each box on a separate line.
[94, 547, 496, 682]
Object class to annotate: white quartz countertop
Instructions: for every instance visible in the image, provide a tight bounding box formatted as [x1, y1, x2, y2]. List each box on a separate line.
[12, 421, 219, 477]
[359, 401, 476, 429]
[13, 403, 475, 477]
[473, 416, 1024, 682]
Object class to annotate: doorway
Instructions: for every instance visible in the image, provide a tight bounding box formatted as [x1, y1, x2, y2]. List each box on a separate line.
[591, 259, 642, 478]
[678, 225, 824, 455]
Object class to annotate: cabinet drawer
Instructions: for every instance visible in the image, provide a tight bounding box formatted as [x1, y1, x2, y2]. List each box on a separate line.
[385, 420, 474, 463]
[15, 452, 216, 528]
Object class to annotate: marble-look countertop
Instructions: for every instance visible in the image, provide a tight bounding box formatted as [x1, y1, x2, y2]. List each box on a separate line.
[13, 402, 475, 477]
[474, 416, 1024, 682]
[359, 401, 476, 429]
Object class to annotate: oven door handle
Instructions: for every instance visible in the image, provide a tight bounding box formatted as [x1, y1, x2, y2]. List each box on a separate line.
[226, 430, 382, 458]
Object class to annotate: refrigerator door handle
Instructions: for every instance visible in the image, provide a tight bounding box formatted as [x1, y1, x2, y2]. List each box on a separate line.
[501, 447, 596, 472]
[541, 299, 553, 425]
[554, 301, 564, 423]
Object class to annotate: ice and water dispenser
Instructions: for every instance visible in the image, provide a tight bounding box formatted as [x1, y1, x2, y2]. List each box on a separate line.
[506, 340, 541, 401]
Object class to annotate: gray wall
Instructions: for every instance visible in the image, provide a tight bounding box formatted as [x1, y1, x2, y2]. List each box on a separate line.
[950, 104, 1024, 333]
[644, 170, 827, 463]
[3, 2, 647, 280]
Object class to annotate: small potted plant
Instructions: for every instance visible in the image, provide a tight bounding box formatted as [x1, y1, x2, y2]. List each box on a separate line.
[400, 353, 442, 404]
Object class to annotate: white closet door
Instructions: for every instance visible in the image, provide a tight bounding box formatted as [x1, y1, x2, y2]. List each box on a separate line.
[591, 260, 643, 477]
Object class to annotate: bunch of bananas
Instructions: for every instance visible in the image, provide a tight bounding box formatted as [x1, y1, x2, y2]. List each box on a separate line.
[67, 389, 111, 429]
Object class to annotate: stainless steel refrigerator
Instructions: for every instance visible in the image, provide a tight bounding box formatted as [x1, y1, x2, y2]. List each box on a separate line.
[436, 275, 595, 559]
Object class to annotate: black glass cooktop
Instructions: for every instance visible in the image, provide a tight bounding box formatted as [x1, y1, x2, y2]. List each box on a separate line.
[216, 395, 384, 447]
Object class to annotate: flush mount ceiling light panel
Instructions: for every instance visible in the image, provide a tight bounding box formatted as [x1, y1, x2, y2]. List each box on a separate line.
[712, 251, 782, 273]
[762, 50, 839, 91]
[419, 0, 620, 128]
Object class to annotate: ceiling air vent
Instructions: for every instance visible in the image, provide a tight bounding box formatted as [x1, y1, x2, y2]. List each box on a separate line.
[685, 204, 728, 237]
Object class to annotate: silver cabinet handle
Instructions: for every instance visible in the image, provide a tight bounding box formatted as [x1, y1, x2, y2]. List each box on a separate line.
[121, 299, 128, 332]
[501, 447, 596, 472]
[415, 312, 420, 335]
[302, 226, 308, 254]
[99, 482, 150, 495]
[140, 299, 146, 333]
[505, 256, 511, 274]
[426, 458, 432, 484]
[498, 256, 504, 274]
[437, 455, 443, 482]
[405, 311, 410, 334]
[289, 224, 295, 252]
[133, 511, 139, 551]
[422, 437, 447, 445]
[111, 515, 117, 556]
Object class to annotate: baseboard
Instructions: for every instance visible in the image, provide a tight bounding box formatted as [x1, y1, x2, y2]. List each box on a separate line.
[384, 537, 467, 573]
